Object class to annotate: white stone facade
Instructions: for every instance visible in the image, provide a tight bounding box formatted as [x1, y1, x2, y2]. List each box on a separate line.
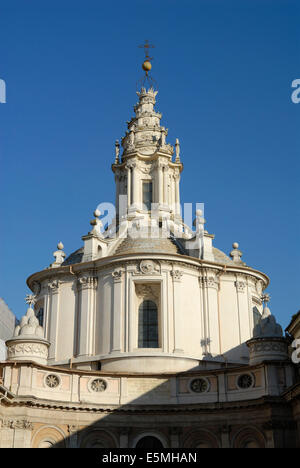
[1, 86, 299, 448]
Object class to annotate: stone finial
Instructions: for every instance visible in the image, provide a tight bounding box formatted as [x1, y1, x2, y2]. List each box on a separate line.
[115, 139, 120, 164]
[230, 242, 244, 264]
[89, 209, 103, 236]
[194, 209, 205, 237]
[175, 138, 180, 162]
[14, 302, 43, 339]
[253, 297, 283, 338]
[127, 129, 135, 150]
[247, 295, 288, 365]
[50, 242, 66, 268]
[160, 129, 166, 146]
[6, 297, 50, 365]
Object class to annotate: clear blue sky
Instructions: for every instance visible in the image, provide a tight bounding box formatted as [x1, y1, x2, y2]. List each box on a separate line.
[0, 0, 299, 327]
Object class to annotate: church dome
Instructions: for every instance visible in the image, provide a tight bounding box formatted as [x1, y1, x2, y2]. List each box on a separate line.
[25, 86, 269, 374]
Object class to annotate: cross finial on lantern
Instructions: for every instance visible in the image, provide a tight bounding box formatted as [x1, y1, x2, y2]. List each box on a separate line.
[138, 40, 155, 60]
[25, 294, 37, 308]
[137, 40, 157, 89]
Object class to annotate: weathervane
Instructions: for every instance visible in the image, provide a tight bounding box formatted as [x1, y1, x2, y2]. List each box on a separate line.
[137, 40, 157, 89]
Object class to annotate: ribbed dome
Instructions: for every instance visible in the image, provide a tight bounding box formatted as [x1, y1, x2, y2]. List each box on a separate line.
[212, 247, 235, 265]
[114, 234, 185, 256]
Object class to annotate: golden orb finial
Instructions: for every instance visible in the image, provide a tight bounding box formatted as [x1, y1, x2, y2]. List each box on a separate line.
[142, 60, 152, 73]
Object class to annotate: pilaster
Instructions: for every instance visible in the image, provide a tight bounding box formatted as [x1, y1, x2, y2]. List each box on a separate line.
[48, 279, 60, 361]
[77, 273, 98, 357]
[111, 269, 124, 353]
[171, 269, 184, 353]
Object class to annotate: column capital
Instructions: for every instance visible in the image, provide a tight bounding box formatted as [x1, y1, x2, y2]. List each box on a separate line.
[201, 276, 219, 290]
[77, 274, 98, 290]
[112, 269, 124, 282]
[67, 424, 79, 434]
[171, 270, 183, 282]
[48, 279, 60, 294]
[126, 161, 136, 170]
[235, 280, 246, 293]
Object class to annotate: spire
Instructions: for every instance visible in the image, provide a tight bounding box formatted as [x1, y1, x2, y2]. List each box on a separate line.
[110, 47, 184, 223]
[120, 88, 174, 158]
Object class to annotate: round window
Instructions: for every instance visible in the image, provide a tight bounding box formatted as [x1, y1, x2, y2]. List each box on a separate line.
[190, 378, 209, 393]
[237, 374, 254, 389]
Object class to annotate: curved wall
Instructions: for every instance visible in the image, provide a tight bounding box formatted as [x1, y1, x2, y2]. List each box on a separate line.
[29, 254, 267, 372]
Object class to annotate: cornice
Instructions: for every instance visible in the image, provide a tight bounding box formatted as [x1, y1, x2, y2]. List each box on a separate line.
[112, 151, 183, 171]
[27, 251, 270, 291]
[0, 392, 289, 414]
[0, 359, 267, 379]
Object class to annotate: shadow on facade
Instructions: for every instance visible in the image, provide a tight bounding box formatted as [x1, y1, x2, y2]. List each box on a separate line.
[49, 380, 230, 449]
[44, 359, 299, 449]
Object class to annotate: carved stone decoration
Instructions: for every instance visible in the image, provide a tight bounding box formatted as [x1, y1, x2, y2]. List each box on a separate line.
[135, 284, 159, 301]
[112, 270, 123, 282]
[248, 341, 287, 354]
[48, 279, 60, 294]
[247, 336, 289, 365]
[201, 276, 219, 289]
[7, 343, 48, 358]
[235, 280, 246, 293]
[6, 297, 50, 365]
[68, 425, 78, 434]
[1, 419, 33, 430]
[139, 162, 152, 174]
[45, 374, 60, 389]
[190, 378, 210, 393]
[77, 275, 98, 290]
[90, 378, 107, 393]
[170, 270, 183, 281]
[139, 259, 160, 275]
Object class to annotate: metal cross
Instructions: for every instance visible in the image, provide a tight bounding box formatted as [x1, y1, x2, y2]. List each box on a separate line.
[138, 40, 154, 60]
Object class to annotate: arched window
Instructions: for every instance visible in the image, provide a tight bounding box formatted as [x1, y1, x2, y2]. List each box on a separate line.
[138, 300, 159, 348]
[142, 181, 153, 211]
[136, 436, 164, 449]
